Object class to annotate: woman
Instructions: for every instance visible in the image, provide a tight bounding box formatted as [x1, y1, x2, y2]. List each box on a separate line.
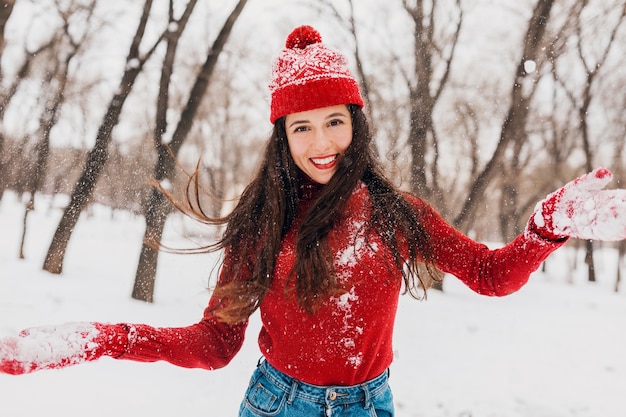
[1, 25, 625, 417]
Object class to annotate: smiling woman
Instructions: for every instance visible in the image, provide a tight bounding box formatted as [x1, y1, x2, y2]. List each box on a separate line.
[285, 105, 353, 184]
[1, 24, 625, 417]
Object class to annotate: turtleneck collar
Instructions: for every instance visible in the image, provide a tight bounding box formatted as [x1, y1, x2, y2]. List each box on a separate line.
[297, 170, 324, 201]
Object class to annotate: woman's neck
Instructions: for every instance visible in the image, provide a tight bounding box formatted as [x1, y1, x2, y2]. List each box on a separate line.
[298, 171, 324, 201]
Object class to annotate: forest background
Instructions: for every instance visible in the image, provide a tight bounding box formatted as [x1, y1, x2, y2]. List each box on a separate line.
[0, 0, 625, 302]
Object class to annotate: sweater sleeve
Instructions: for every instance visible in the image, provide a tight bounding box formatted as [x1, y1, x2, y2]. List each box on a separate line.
[113, 249, 251, 370]
[409, 195, 568, 296]
[115, 252, 249, 369]
[115, 305, 248, 370]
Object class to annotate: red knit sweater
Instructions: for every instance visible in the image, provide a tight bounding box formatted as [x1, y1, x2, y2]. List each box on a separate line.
[117, 182, 566, 385]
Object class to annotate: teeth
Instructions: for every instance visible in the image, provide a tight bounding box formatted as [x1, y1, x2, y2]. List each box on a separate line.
[311, 155, 336, 165]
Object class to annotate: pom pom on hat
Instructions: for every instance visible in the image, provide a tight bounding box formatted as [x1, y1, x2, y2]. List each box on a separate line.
[285, 25, 322, 49]
[269, 25, 364, 123]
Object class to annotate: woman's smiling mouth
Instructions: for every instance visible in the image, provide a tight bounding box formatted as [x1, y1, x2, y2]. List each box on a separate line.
[310, 154, 338, 169]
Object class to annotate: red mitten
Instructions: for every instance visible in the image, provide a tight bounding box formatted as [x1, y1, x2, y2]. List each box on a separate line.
[530, 168, 626, 241]
[0, 322, 128, 375]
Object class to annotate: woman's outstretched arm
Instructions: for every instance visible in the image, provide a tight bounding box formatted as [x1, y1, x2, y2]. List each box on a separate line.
[0, 306, 248, 375]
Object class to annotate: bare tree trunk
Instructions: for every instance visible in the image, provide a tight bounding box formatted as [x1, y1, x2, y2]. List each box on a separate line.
[0, 45, 47, 119]
[0, 0, 15, 81]
[132, 0, 199, 302]
[584, 240, 596, 282]
[399, 0, 462, 292]
[132, 0, 248, 302]
[18, 1, 93, 259]
[43, 0, 163, 274]
[499, 126, 538, 242]
[612, 105, 626, 293]
[579, 79, 597, 282]
[454, 0, 555, 232]
[0, 3, 14, 190]
[569, 1, 625, 282]
[19, 138, 50, 259]
[1, 37, 54, 200]
[404, 0, 462, 209]
[0, 57, 27, 199]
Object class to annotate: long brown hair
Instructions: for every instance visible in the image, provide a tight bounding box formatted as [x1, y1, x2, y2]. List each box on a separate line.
[174, 105, 441, 324]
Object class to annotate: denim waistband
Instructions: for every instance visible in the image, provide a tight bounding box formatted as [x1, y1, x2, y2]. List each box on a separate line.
[257, 360, 389, 409]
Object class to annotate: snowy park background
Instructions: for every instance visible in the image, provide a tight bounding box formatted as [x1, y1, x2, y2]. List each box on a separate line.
[1, 191, 625, 416]
[2, 0, 626, 415]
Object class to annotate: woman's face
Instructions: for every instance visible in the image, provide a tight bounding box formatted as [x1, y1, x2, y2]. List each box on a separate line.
[284, 104, 353, 185]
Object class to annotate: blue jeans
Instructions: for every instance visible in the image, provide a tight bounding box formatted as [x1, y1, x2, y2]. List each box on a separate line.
[238, 360, 394, 417]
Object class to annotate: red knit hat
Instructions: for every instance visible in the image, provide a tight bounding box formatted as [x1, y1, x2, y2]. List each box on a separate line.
[269, 25, 364, 123]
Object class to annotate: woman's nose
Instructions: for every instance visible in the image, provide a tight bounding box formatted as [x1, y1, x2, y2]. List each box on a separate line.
[312, 128, 331, 150]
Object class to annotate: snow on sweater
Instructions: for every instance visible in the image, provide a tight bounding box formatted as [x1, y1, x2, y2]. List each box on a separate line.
[117, 182, 566, 386]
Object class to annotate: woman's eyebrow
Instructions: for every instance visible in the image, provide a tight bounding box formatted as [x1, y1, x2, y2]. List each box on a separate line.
[288, 119, 309, 128]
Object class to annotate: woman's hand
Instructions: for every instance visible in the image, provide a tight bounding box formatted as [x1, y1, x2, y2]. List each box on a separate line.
[0, 322, 128, 375]
[530, 168, 626, 241]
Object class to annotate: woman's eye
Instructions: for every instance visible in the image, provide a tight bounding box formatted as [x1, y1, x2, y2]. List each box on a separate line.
[328, 119, 344, 127]
[293, 125, 309, 133]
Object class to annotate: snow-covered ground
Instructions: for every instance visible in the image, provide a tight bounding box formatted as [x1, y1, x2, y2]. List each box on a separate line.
[1, 191, 625, 417]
